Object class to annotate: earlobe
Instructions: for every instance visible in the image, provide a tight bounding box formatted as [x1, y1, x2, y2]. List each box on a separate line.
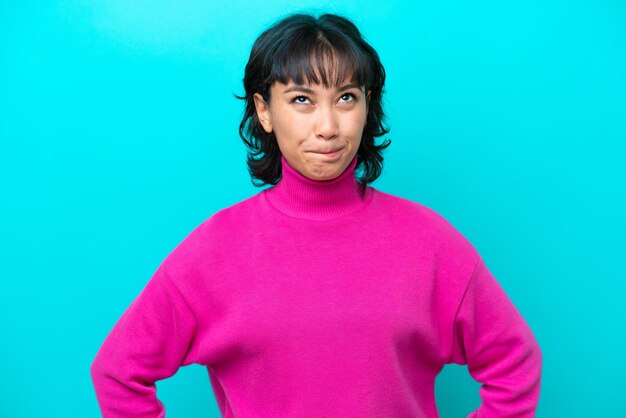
[253, 93, 273, 133]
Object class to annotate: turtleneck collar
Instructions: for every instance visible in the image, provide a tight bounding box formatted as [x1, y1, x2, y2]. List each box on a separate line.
[264, 155, 373, 221]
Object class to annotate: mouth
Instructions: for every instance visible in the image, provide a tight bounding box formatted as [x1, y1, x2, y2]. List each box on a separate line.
[311, 147, 344, 158]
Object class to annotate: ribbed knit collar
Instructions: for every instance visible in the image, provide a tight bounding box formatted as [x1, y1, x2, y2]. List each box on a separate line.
[264, 155, 372, 221]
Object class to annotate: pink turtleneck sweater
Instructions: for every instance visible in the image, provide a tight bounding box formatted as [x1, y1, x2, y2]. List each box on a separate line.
[91, 156, 542, 417]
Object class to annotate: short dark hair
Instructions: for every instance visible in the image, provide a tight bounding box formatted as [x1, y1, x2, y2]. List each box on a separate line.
[237, 13, 391, 195]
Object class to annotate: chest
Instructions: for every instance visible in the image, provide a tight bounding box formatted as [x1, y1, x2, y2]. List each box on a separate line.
[203, 226, 443, 365]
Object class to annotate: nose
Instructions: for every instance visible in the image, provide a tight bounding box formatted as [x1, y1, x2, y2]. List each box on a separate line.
[315, 106, 339, 140]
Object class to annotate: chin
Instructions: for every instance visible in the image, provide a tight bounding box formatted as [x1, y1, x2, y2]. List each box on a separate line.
[312, 169, 342, 181]
[302, 159, 348, 181]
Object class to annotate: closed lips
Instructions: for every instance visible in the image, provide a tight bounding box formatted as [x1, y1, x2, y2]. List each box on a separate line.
[315, 148, 343, 153]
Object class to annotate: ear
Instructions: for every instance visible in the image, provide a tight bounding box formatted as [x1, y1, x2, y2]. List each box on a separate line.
[253, 93, 273, 133]
[365, 90, 371, 125]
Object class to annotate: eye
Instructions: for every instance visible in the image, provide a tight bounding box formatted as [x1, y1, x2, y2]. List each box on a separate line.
[291, 95, 310, 104]
[338, 93, 357, 103]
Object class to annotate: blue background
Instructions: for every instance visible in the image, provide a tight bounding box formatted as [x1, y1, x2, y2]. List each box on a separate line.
[1, 0, 625, 416]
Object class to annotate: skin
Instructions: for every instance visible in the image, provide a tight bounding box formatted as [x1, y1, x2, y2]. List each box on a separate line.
[254, 78, 370, 181]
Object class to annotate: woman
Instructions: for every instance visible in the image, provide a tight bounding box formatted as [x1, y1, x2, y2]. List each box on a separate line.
[91, 13, 542, 417]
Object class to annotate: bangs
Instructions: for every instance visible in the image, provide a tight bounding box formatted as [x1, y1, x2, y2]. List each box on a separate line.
[269, 30, 370, 88]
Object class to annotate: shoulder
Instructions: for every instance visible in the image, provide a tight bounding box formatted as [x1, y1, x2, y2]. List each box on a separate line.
[370, 188, 481, 265]
[371, 188, 468, 238]
[201, 191, 265, 231]
[371, 188, 445, 219]
[160, 192, 265, 272]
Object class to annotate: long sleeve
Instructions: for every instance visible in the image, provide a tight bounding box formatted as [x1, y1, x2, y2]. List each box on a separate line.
[450, 258, 542, 418]
[91, 264, 199, 417]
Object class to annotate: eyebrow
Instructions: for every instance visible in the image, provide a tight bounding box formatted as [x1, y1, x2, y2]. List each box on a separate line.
[282, 83, 362, 95]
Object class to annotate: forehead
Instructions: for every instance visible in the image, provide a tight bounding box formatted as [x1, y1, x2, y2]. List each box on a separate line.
[272, 45, 369, 89]
[273, 78, 365, 92]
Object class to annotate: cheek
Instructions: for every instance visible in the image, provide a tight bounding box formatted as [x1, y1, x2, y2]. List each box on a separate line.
[349, 110, 368, 136]
[272, 110, 306, 137]
[271, 114, 305, 154]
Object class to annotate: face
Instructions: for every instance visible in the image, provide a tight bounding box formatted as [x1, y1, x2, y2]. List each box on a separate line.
[254, 79, 369, 181]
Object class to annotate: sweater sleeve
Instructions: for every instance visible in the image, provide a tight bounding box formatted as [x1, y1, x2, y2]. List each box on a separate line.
[91, 264, 199, 417]
[449, 258, 542, 418]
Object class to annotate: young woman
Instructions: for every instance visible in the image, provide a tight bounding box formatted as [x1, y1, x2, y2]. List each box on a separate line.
[92, 13, 542, 417]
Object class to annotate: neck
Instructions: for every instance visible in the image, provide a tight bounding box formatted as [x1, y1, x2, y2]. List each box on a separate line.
[264, 155, 372, 221]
